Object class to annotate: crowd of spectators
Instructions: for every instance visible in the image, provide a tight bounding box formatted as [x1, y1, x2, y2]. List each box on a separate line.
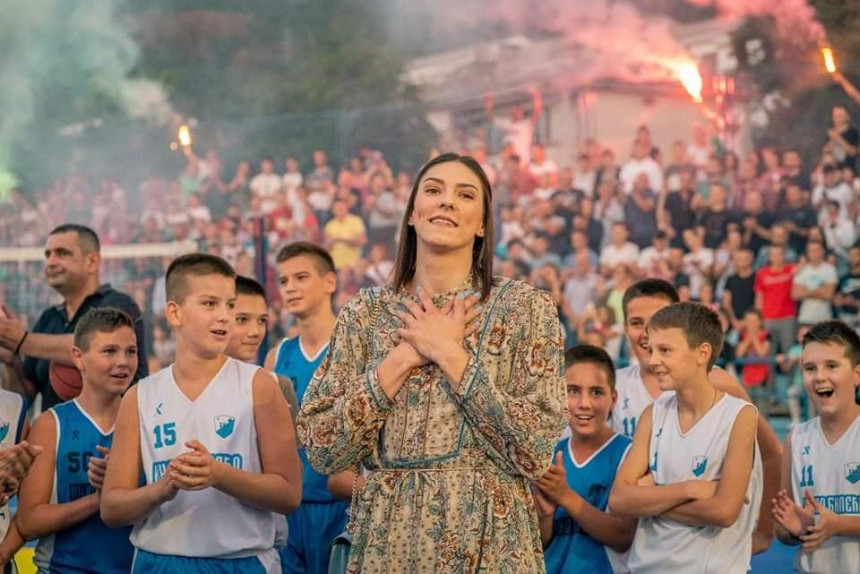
[3, 103, 860, 422]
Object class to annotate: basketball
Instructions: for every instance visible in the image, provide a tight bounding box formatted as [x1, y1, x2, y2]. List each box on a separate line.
[49, 361, 83, 401]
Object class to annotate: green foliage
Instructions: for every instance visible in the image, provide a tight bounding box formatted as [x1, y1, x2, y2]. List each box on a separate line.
[126, 0, 437, 171]
[729, 5, 860, 163]
[811, 0, 860, 67]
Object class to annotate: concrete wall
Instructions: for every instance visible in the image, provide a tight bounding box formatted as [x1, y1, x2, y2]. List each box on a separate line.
[545, 89, 711, 168]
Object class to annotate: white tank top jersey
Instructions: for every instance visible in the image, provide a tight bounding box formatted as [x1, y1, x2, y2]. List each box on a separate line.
[610, 364, 675, 439]
[789, 414, 860, 574]
[628, 393, 763, 574]
[0, 388, 26, 562]
[131, 357, 276, 559]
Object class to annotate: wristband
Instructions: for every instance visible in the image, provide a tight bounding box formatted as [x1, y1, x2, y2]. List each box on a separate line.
[13, 330, 28, 356]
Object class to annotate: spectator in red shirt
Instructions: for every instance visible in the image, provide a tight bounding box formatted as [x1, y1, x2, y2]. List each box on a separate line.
[736, 309, 773, 413]
[754, 243, 797, 357]
[736, 309, 772, 388]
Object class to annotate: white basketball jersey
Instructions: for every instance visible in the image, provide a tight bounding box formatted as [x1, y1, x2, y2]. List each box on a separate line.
[629, 393, 762, 574]
[0, 389, 25, 549]
[131, 358, 276, 559]
[790, 414, 860, 574]
[611, 365, 672, 438]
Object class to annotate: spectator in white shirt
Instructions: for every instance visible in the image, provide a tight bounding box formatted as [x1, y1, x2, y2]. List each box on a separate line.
[682, 227, 714, 299]
[812, 163, 854, 223]
[305, 149, 335, 195]
[533, 172, 556, 201]
[821, 199, 856, 259]
[573, 153, 596, 198]
[792, 240, 838, 324]
[599, 222, 640, 277]
[686, 122, 710, 170]
[282, 157, 304, 206]
[639, 230, 671, 277]
[186, 193, 212, 225]
[491, 104, 537, 167]
[561, 250, 601, 331]
[594, 181, 625, 247]
[249, 158, 283, 215]
[528, 144, 558, 186]
[619, 139, 664, 195]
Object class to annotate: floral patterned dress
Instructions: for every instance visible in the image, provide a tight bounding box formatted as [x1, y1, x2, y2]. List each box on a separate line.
[297, 276, 567, 573]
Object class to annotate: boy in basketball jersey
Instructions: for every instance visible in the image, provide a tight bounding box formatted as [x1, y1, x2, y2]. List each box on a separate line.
[101, 254, 302, 573]
[535, 345, 635, 574]
[772, 320, 860, 573]
[263, 242, 345, 574]
[16, 308, 138, 573]
[226, 276, 299, 425]
[613, 278, 782, 553]
[611, 302, 762, 574]
[224, 275, 296, 552]
[0, 386, 31, 573]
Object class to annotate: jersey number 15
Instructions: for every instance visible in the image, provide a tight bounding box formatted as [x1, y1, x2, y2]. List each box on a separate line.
[153, 423, 177, 449]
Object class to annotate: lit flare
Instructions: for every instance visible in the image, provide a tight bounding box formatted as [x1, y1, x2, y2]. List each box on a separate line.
[178, 124, 192, 147]
[675, 62, 703, 103]
[821, 47, 837, 74]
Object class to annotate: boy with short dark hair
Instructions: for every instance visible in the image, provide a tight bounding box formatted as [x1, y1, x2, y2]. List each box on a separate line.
[263, 242, 344, 574]
[101, 254, 302, 573]
[772, 320, 860, 573]
[611, 302, 762, 573]
[614, 278, 782, 554]
[226, 275, 299, 430]
[17, 307, 138, 573]
[536, 345, 635, 574]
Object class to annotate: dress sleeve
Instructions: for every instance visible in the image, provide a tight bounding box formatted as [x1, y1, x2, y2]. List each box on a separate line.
[296, 289, 391, 474]
[443, 286, 567, 480]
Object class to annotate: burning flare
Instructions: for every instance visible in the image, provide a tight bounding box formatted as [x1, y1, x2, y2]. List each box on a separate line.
[674, 61, 703, 103]
[821, 47, 837, 74]
[178, 124, 193, 147]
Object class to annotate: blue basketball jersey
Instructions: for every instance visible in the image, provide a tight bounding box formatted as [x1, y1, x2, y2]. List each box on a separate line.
[273, 337, 331, 503]
[544, 433, 632, 574]
[34, 400, 134, 574]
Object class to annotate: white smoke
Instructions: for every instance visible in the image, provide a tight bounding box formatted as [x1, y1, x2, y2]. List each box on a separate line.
[391, 0, 704, 94]
[0, 0, 171, 178]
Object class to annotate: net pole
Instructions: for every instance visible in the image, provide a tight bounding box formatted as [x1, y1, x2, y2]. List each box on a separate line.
[253, 216, 269, 366]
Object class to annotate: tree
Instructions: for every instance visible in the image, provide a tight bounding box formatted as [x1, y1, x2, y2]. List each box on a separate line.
[126, 0, 437, 171]
[729, 5, 860, 164]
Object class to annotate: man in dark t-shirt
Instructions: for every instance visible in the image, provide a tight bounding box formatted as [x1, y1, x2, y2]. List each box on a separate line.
[697, 184, 735, 249]
[0, 224, 147, 409]
[737, 191, 773, 256]
[663, 168, 697, 248]
[722, 248, 756, 331]
[778, 181, 818, 255]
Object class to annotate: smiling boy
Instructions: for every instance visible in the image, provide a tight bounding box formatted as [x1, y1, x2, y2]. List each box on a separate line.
[536, 345, 635, 574]
[610, 302, 762, 574]
[17, 308, 138, 573]
[772, 320, 860, 573]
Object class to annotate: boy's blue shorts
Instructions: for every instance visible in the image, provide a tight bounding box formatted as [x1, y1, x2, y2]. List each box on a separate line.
[132, 548, 280, 574]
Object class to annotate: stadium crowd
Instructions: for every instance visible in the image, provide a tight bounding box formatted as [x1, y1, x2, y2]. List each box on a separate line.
[3, 105, 860, 424]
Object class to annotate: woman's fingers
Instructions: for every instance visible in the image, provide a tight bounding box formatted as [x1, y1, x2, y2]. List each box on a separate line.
[401, 299, 424, 319]
[415, 286, 435, 313]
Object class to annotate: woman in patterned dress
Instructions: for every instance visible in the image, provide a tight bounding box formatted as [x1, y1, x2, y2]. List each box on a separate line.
[297, 153, 567, 573]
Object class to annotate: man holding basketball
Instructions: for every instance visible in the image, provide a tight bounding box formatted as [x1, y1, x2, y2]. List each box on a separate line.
[0, 224, 147, 408]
